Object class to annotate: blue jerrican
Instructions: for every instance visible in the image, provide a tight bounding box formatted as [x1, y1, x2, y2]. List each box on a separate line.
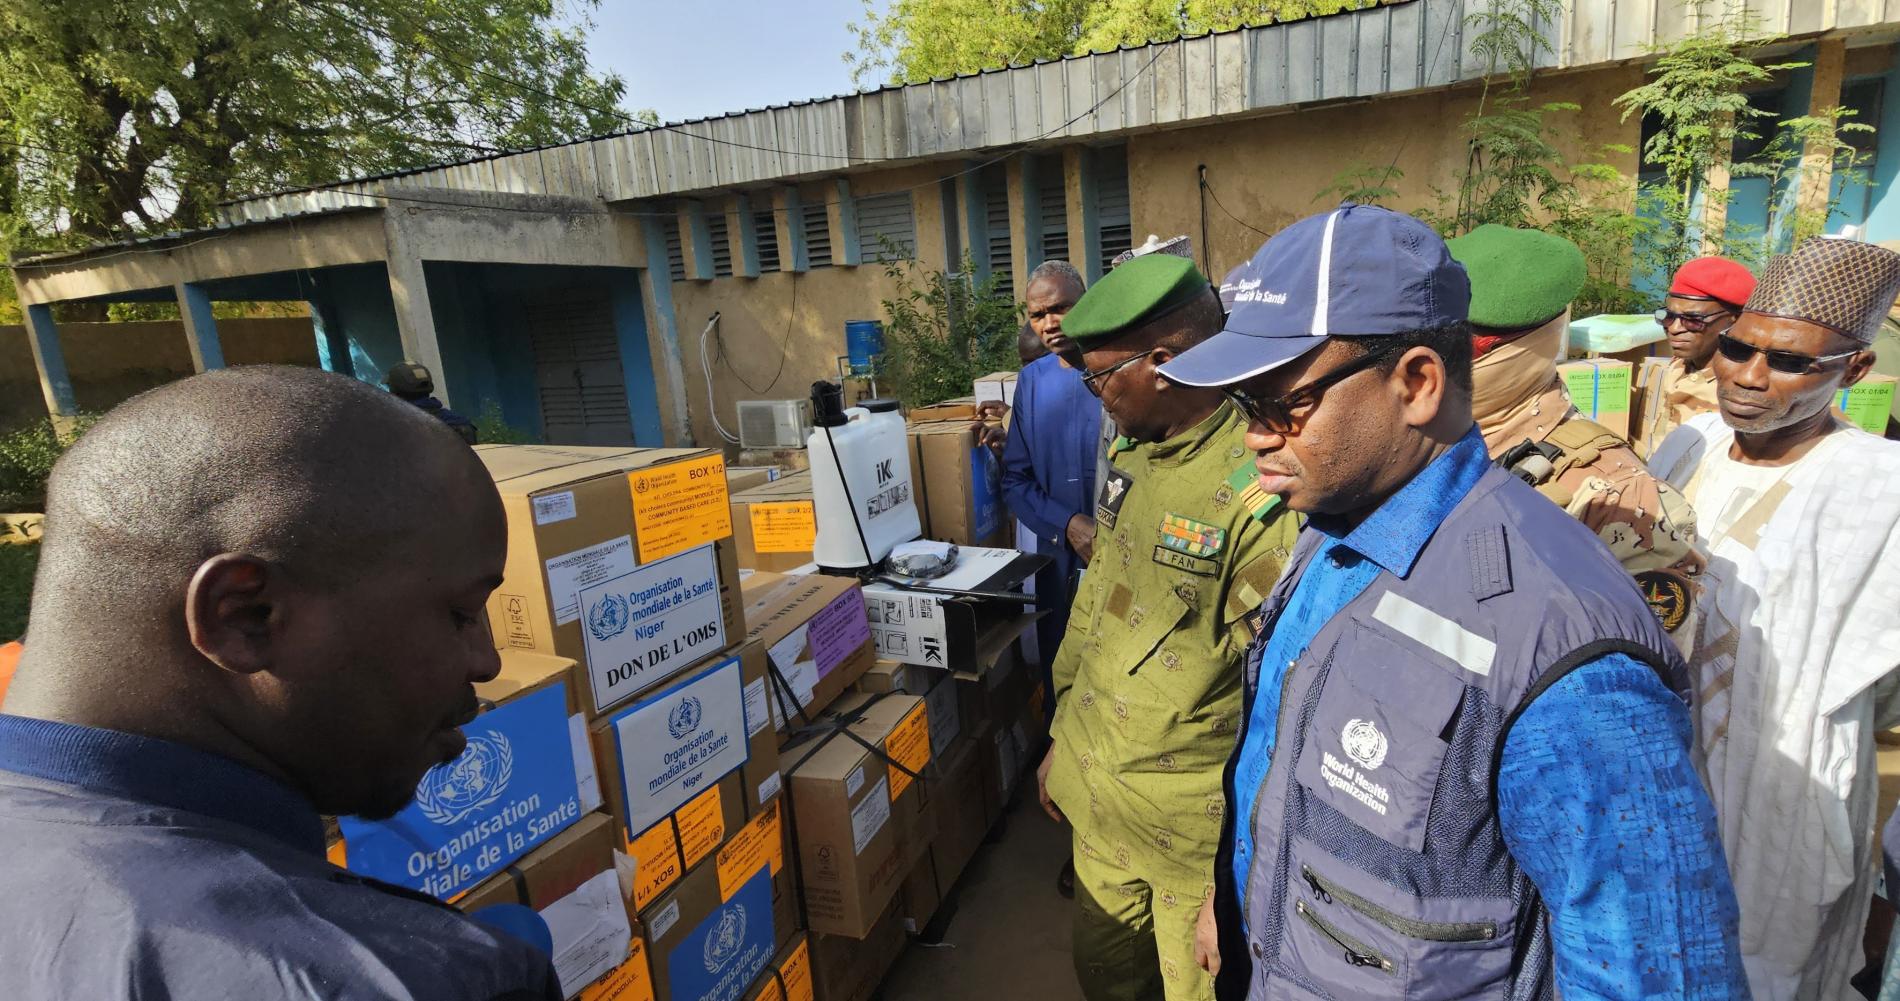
[1224, 464, 1683, 1000]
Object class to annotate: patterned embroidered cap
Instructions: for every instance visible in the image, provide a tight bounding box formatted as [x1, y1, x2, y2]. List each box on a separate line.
[1745, 236, 1900, 343]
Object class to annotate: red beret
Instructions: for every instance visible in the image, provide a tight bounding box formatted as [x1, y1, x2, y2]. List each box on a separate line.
[1669, 256, 1756, 308]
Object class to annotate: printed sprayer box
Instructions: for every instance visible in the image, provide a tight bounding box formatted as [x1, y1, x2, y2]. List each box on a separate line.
[738, 571, 878, 738]
[906, 420, 1007, 548]
[1557, 358, 1633, 439]
[855, 547, 1045, 670]
[476, 444, 747, 719]
[336, 651, 596, 901]
[730, 471, 816, 574]
[456, 812, 632, 999]
[783, 692, 935, 938]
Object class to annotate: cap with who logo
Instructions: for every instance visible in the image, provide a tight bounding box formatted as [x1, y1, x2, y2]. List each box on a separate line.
[1162, 202, 1470, 387]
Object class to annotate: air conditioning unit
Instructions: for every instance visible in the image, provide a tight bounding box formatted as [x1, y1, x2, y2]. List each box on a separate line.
[737, 399, 813, 450]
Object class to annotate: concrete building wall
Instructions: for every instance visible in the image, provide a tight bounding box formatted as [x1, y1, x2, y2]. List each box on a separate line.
[1128, 63, 1648, 281]
[656, 165, 951, 445]
[0, 318, 318, 428]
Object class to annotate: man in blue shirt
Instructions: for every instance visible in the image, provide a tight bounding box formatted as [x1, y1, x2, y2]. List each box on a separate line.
[0, 366, 556, 1000]
[1159, 205, 1745, 1000]
[1003, 260, 1103, 679]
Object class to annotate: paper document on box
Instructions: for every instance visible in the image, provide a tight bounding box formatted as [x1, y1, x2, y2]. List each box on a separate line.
[768, 623, 819, 710]
[544, 869, 633, 997]
[546, 536, 637, 626]
[609, 659, 749, 835]
[578, 544, 727, 712]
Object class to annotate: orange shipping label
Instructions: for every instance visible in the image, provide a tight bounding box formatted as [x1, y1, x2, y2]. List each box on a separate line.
[716, 800, 784, 901]
[579, 936, 655, 1001]
[779, 939, 814, 1001]
[748, 501, 817, 554]
[629, 454, 732, 563]
[626, 819, 684, 911]
[676, 782, 727, 869]
[885, 703, 932, 801]
[753, 981, 784, 1001]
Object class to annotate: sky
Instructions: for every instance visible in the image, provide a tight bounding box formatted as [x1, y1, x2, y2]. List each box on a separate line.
[579, 0, 877, 124]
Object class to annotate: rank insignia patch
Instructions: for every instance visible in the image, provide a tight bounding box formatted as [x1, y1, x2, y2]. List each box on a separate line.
[1159, 513, 1225, 558]
[1635, 569, 1693, 633]
[1227, 463, 1282, 524]
[1098, 466, 1134, 530]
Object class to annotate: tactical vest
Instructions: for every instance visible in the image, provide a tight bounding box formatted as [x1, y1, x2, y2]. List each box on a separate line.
[1495, 417, 1624, 508]
[1212, 465, 1686, 1001]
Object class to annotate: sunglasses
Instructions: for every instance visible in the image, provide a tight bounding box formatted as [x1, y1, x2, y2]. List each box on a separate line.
[1222, 341, 1400, 435]
[1714, 333, 1860, 375]
[1655, 307, 1732, 331]
[1080, 350, 1148, 396]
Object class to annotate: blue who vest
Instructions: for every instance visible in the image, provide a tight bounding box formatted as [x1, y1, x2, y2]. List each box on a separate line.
[1213, 465, 1686, 1001]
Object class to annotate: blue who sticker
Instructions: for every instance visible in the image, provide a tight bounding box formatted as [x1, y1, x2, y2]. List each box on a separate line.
[337, 682, 583, 900]
[667, 866, 775, 1001]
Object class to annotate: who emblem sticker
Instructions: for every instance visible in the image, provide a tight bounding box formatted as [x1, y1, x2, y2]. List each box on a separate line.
[669, 866, 774, 1001]
[337, 682, 583, 900]
[415, 731, 514, 825]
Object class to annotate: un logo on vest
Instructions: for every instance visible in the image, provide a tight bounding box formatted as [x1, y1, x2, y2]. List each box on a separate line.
[588, 593, 630, 641]
[1341, 718, 1388, 771]
[669, 696, 704, 739]
[703, 902, 748, 972]
[415, 731, 514, 825]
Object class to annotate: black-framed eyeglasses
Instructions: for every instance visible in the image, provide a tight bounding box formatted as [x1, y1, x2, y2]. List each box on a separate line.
[1655, 307, 1732, 331]
[1222, 341, 1401, 435]
[1080, 350, 1148, 396]
[1715, 333, 1860, 375]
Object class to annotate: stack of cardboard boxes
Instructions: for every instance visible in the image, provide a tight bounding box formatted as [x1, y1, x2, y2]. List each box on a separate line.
[329, 437, 1049, 1001]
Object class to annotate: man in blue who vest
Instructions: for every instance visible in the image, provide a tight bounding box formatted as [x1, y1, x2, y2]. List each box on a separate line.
[1157, 205, 1747, 1000]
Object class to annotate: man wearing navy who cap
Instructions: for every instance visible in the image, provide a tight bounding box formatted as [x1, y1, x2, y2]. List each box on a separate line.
[1159, 204, 1745, 999]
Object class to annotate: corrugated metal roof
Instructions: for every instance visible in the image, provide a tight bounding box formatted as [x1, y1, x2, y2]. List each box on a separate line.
[41, 0, 1900, 252]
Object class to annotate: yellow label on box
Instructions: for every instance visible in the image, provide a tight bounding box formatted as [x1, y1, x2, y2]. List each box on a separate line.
[626, 818, 684, 911]
[748, 501, 817, 554]
[579, 936, 655, 1001]
[716, 800, 784, 900]
[629, 454, 732, 563]
[676, 782, 727, 869]
[885, 702, 932, 801]
[780, 939, 814, 1001]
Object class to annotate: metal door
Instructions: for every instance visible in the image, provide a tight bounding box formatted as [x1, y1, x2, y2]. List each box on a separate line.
[527, 286, 633, 446]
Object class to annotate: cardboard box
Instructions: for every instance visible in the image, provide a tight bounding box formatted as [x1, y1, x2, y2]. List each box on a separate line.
[907, 420, 1007, 547]
[730, 472, 816, 574]
[906, 397, 979, 422]
[592, 654, 755, 857]
[620, 770, 748, 913]
[973, 371, 1019, 408]
[725, 466, 781, 497]
[858, 547, 1043, 670]
[638, 845, 779, 1001]
[739, 934, 814, 1001]
[337, 659, 590, 900]
[739, 572, 878, 736]
[577, 935, 658, 1001]
[1558, 358, 1633, 439]
[898, 730, 988, 935]
[954, 621, 1033, 734]
[478, 648, 581, 714]
[477, 444, 748, 718]
[1836, 373, 1898, 435]
[809, 896, 907, 1001]
[782, 692, 935, 938]
[856, 660, 963, 759]
[457, 812, 633, 998]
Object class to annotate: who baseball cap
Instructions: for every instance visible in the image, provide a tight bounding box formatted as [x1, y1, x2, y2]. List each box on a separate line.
[1160, 203, 1470, 387]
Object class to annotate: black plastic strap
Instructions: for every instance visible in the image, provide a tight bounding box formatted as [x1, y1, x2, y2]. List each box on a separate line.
[764, 652, 816, 730]
[783, 688, 924, 784]
[503, 863, 531, 907]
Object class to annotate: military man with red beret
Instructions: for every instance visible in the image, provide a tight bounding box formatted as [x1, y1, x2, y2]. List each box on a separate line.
[1636, 257, 1757, 457]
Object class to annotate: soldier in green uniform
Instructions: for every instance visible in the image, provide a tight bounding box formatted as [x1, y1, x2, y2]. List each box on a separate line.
[1034, 255, 1299, 1001]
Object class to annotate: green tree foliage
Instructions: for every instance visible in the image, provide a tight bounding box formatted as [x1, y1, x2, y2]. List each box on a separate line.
[847, 0, 1368, 85]
[0, 0, 629, 249]
[876, 255, 1023, 408]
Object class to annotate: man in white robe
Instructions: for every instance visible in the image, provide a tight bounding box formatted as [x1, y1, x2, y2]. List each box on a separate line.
[1651, 235, 1900, 1001]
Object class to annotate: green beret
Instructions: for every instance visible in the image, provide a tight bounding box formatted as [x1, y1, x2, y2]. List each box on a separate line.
[1060, 254, 1211, 345]
[1444, 224, 1586, 330]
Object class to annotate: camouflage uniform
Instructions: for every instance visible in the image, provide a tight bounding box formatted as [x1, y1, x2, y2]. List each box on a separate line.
[1046, 402, 1298, 1001]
